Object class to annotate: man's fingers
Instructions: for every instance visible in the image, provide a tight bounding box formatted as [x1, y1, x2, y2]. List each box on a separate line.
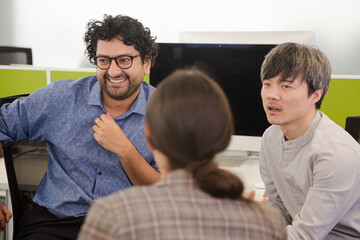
[247, 190, 256, 201]
[0, 203, 13, 225]
[0, 212, 5, 231]
[261, 196, 269, 205]
[0, 220, 4, 231]
[247, 191, 269, 204]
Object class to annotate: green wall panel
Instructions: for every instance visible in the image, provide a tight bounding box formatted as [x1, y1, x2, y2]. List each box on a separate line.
[320, 78, 360, 128]
[144, 74, 149, 83]
[51, 71, 96, 82]
[0, 69, 47, 97]
[50, 71, 149, 83]
[1, 66, 358, 130]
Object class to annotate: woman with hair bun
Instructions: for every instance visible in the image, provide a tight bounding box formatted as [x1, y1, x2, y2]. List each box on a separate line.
[78, 68, 287, 240]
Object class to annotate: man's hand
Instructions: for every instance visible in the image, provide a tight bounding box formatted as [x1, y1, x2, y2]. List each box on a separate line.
[93, 113, 130, 156]
[92, 113, 160, 185]
[0, 202, 12, 231]
[247, 190, 269, 204]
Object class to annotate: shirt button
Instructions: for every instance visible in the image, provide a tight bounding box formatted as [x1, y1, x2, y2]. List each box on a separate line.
[98, 172, 102, 175]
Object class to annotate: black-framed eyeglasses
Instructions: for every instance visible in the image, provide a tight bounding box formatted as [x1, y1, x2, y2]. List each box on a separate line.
[94, 54, 141, 70]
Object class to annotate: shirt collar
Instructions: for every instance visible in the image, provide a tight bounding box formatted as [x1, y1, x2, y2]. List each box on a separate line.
[88, 81, 102, 106]
[88, 80, 147, 118]
[282, 111, 322, 148]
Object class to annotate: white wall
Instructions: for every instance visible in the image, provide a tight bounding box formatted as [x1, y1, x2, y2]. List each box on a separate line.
[1, 0, 360, 74]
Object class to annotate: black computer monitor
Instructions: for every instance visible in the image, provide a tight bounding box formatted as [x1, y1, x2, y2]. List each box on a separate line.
[0, 46, 33, 65]
[149, 43, 275, 137]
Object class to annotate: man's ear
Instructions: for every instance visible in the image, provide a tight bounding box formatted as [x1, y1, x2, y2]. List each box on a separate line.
[145, 123, 155, 151]
[143, 56, 152, 75]
[312, 88, 323, 104]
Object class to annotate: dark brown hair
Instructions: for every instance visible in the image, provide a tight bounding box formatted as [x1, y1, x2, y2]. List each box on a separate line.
[146, 68, 246, 200]
[261, 42, 331, 109]
[84, 14, 159, 66]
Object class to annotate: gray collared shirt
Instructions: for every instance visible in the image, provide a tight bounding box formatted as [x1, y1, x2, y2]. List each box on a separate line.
[260, 111, 360, 239]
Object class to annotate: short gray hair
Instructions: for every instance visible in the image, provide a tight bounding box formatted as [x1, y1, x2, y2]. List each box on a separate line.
[261, 42, 331, 109]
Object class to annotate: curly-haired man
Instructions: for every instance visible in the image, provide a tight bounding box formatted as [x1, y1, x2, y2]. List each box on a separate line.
[0, 15, 160, 240]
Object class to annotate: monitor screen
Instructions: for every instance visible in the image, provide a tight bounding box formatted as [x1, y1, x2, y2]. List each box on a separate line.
[0, 47, 33, 65]
[149, 43, 275, 137]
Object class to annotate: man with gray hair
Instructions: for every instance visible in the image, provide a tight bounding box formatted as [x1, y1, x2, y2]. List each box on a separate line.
[260, 42, 360, 239]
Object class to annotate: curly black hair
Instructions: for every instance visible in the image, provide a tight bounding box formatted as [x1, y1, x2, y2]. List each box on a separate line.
[84, 15, 159, 66]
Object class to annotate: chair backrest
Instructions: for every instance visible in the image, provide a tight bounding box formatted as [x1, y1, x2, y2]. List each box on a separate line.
[0, 46, 33, 65]
[345, 116, 360, 144]
[1, 94, 48, 239]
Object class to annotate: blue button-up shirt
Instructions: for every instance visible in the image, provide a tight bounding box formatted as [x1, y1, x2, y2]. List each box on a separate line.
[0, 76, 156, 217]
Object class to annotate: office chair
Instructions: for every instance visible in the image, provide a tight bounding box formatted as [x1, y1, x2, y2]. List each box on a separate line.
[0, 46, 33, 65]
[345, 116, 360, 144]
[1, 94, 48, 239]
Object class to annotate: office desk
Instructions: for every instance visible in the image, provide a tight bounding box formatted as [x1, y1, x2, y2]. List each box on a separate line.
[0, 158, 12, 240]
